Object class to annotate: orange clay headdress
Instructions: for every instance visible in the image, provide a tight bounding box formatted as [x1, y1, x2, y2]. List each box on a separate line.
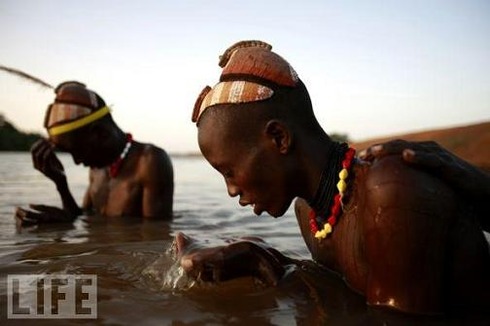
[44, 81, 110, 136]
[192, 40, 299, 124]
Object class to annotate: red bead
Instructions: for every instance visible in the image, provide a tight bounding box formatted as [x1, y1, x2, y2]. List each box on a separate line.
[331, 202, 341, 216]
[309, 209, 316, 219]
[310, 221, 318, 233]
[342, 161, 350, 169]
[342, 149, 355, 169]
[346, 148, 355, 158]
[309, 218, 317, 226]
[309, 147, 355, 237]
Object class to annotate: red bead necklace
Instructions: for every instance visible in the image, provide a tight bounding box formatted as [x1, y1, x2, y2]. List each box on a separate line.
[309, 147, 355, 239]
[109, 133, 133, 178]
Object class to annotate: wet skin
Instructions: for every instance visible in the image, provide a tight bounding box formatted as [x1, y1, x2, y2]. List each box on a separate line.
[295, 157, 490, 314]
[359, 139, 490, 232]
[178, 117, 490, 315]
[175, 232, 289, 286]
[81, 141, 174, 218]
[15, 129, 174, 225]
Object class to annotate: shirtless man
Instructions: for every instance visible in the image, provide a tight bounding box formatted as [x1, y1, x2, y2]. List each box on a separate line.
[177, 41, 490, 315]
[15, 81, 174, 225]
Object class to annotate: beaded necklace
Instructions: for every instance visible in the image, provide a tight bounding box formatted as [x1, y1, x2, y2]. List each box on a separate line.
[108, 133, 133, 178]
[308, 143, 356, 240]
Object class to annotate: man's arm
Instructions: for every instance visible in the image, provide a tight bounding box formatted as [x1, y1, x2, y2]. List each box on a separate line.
[80, 169, 95, 214]
[140, 146, 174, 219]
[15, 139, 81, 226]
[55, 176, 83, 217]
[363, 155, 455, 314]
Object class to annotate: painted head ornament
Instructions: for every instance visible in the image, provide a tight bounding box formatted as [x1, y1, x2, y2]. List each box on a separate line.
[44, 81, 111, 136]
[192, 40, 300, 123]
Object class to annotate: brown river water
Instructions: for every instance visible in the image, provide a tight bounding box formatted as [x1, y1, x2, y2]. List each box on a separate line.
[0, 152, 487, 325]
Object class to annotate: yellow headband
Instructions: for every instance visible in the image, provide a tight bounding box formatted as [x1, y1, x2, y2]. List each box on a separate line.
[48, 106, 111, 136]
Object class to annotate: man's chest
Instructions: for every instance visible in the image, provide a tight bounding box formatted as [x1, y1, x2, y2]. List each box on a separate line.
[88, 170, 142, 216]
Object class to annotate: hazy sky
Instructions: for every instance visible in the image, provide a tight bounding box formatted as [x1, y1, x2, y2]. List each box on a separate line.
[1, 0, 489, 153]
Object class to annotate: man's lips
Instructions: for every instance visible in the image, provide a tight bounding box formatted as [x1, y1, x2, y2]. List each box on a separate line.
[239, 199, 251, 207]
[253, 204, 263, 215]
[239, 201, 264, 215]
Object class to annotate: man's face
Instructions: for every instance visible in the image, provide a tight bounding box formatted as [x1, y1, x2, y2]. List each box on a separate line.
[50, 129, 106, 168]
[197, 116, 294, 218]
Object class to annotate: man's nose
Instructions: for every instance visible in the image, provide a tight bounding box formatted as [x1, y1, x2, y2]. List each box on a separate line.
[226, 182, 240, 197]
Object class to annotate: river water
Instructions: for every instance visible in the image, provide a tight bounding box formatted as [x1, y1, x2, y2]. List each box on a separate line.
[0, 152, 485, 325]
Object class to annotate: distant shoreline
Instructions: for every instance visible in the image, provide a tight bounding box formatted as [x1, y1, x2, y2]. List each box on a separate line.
[2, 115, 488, 171]
[0, 115, 42, 151]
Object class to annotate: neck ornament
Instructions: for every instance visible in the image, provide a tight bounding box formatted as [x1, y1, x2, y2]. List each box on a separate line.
[308, 145, 355, 239]
[109, 133, 133, 178]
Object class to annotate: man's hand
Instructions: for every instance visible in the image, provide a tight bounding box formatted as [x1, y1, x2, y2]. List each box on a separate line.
[175, 232, 286, 286]
[15, 205, 76, 227]
[359, 139, 452, 167]
[31, 139, 66, 185]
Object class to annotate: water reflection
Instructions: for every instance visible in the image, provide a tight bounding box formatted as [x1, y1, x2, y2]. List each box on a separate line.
[1, 154, 487, 325]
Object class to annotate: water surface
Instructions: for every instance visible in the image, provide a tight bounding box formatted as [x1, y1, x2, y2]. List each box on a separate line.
[0, 153, 484, 325]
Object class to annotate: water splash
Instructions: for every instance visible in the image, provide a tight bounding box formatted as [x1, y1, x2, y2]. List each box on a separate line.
[141, 241, 196, 291]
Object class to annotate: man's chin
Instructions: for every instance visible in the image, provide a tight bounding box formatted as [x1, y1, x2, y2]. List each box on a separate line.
[85, 162, 106, 169]
[268, 210, 284, 218]
[261, 206, 287, 219]
[267, 202, 293, 218]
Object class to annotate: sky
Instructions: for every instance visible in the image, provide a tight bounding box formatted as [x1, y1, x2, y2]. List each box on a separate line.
[1, 0, 489, 154]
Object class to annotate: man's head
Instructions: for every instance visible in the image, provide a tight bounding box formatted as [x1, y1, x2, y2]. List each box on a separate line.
[193, 41, 322, 217]
[44, 81, 119, 167]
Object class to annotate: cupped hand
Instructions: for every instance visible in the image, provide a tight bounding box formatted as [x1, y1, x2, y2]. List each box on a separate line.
[31, 139, 66, 184]
[174, 232, 286, 286]
[15, 204, 75, 227]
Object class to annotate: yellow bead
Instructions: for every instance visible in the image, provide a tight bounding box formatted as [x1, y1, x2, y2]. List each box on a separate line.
[339, 168, 348, 180]
[315, 230, 327, 239]
[337, 179, 347, 193]
[323, 223, 332, 234]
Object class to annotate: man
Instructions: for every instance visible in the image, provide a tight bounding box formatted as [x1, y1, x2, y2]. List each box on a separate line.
[178, 40, 489, 315]
[15, 81, 174, 225]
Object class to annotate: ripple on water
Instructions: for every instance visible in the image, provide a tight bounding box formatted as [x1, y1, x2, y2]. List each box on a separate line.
[2, 154, 475, 325]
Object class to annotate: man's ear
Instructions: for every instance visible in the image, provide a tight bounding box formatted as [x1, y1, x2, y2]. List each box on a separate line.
[264, 120, 291, 154]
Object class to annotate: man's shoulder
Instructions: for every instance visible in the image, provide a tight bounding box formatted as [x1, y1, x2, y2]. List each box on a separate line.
[294, 197, 310, 216]
[365, 154, 421, 189]
[364, 155, 438, 204]
[362, 154, 456, 216]
[132, 142, 173, 177]
[134, 142, 171, 162]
